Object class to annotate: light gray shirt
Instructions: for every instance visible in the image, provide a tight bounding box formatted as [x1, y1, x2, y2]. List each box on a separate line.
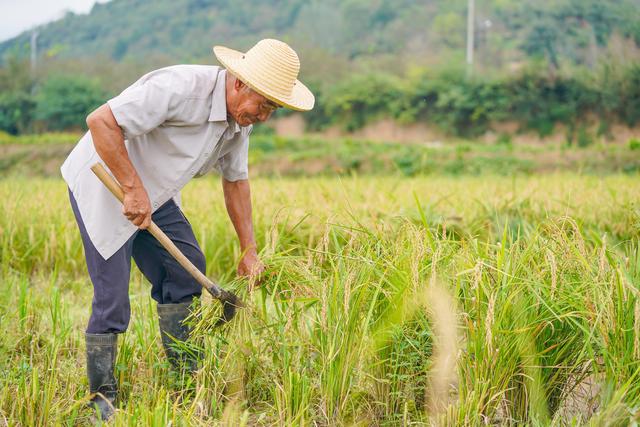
[61, 65, 251, 260]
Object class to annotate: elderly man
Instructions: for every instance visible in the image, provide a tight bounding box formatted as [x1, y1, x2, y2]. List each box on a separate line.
[61, 39, 314, 420]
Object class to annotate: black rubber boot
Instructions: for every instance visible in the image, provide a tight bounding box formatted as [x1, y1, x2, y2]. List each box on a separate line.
[157, 301, 200, 373]
[86, 333, 117, 421]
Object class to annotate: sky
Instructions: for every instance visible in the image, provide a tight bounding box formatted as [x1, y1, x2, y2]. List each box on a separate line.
[0, 0, 110, 42]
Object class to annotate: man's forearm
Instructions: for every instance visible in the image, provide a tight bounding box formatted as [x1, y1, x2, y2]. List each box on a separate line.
[87, 103, 152, 229]
[88, 104, 143, 192]
[222, 178, 256, 251]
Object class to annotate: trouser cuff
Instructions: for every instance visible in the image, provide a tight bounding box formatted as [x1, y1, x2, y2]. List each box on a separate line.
[86, 333, 118, 346]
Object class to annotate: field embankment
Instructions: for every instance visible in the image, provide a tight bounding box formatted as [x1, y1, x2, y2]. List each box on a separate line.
[1, 132, 639, 178]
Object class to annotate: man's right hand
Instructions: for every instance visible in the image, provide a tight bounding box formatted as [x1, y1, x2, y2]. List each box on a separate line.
[122, 186, 152, 229]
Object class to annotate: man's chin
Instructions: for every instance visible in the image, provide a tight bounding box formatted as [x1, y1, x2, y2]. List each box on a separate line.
[239, 118, 256, 126]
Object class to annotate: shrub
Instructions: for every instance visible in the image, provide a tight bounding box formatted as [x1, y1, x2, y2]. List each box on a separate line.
[576, 126, 594, 148]
[34, 75, 106, 131]
[497, 133, 513, 146]
[324, 73, 404, 131]
[0, 91, 35, 135]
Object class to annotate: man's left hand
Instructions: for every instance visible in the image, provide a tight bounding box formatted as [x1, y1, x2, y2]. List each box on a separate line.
[237, 249, 266, 287]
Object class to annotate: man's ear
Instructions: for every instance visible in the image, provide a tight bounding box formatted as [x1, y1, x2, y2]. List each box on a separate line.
[234, 78, 246, 91]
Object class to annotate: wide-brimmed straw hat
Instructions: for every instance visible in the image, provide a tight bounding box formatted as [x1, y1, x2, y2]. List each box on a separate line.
[213, 39, 314, 111]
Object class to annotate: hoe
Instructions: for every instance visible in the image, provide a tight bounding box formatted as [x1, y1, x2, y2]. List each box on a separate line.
[91, 162, 243, 326]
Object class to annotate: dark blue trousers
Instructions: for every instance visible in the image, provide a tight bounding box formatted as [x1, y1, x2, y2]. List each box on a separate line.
[69, 190, 204, 334]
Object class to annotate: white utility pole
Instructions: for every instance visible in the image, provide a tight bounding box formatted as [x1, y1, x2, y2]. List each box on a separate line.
[30, 30, 39, 75]
[466, 0, 475, 77]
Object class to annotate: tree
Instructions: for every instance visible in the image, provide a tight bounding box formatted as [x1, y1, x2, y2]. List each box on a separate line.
[34, 75, 105, 131]
[0, 57, 35, 134]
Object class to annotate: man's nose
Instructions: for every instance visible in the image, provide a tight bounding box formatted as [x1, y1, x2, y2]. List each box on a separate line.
[258, 110, 272, 122]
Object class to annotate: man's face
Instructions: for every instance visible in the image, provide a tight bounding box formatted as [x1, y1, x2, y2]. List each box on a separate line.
[231, 80, 280, 126]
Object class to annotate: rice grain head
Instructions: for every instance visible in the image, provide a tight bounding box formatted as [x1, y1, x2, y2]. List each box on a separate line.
[425, 281, 460, 414]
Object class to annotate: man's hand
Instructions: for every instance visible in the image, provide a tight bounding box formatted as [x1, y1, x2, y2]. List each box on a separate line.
[122, 186, 152, 229]
[237, 248, 266, 287]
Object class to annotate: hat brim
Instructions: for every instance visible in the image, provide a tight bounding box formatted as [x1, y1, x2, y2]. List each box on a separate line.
[213, 45, 315, 112]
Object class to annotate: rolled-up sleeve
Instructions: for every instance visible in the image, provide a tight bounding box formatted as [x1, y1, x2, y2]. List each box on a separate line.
[215, 134, 249, 182]
[107, 73, 181, 139]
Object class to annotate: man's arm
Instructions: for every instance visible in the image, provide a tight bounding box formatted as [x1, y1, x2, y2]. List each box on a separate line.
[222, 178, 265, 278]
[87, 104, 152, 229]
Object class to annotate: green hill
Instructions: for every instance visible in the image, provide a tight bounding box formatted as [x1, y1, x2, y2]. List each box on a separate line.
[2, 0, 639, 80]
[1, 0, 639, 138]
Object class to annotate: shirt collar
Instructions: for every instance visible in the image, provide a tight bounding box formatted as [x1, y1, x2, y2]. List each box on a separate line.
[209, 69, 241, 134]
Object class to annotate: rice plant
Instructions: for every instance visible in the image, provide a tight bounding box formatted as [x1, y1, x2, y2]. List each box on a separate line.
[0, 174, 638, 425]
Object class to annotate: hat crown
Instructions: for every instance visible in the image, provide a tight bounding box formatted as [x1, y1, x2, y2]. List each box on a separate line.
[243, 39, 300, 97]
[213, 38, 315, 111]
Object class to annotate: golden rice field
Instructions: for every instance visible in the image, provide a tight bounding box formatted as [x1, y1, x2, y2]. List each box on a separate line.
[0, 174, 639, 425]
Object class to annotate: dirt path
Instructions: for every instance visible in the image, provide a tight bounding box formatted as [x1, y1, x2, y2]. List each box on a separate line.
[271, 114, 640, 145]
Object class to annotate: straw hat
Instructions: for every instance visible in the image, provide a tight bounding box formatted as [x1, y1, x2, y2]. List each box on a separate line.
[213, 39, 315, 111]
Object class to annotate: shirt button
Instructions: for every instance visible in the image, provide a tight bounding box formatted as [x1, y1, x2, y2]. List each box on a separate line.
[153, 202, 158, 208]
